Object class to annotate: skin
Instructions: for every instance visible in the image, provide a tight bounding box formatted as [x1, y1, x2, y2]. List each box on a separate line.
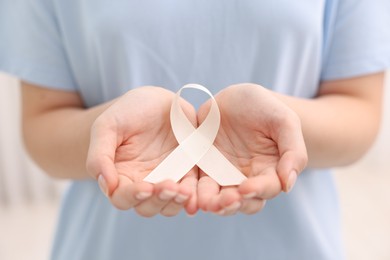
[21, 72, 384, 216]
[197, 84, 307, 215]
[86, 87, 199, 216]
[197, 74, 384, 215]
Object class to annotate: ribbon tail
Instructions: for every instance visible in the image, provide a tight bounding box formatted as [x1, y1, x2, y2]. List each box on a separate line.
[197, 145, 247, 186]
[143, 145, 196, 184]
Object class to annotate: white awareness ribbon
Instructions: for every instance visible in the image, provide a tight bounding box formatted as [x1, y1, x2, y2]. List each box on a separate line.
[143, 84, 247, 186]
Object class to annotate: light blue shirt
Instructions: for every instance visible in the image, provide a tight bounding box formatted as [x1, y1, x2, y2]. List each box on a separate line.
[1, 1, 390, 259]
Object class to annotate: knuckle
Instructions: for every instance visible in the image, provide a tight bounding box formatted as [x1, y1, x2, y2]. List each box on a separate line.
[110, 198, 131, 211]
[110, 187, 134, 211]
[241, 199, 266, 215]
[135, 208, 156, 218]
[161, 208, 180, 217]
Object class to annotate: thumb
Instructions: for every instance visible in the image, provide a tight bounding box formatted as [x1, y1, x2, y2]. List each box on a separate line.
[86, 118, 119, 196]
[275, 118, 308, 192]
[277, 151, 307, 192]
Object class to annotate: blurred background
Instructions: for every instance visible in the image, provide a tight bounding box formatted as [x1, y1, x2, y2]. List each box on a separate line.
[0, 72, 389, 260]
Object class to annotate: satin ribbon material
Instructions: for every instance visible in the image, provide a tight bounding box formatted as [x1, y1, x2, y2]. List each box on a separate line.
[143, 84, 247, 186]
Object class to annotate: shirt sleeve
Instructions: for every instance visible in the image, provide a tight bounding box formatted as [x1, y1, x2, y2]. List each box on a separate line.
[0, 0, 77, 90]
[321, 0, 390, 81]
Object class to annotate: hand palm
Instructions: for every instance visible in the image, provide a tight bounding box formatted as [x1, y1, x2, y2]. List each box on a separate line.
[197, 84, 306, 215]
[88, 84, 306, 217]
[114, 107, 178, 182]
[214, 111, 280, 178]
[88, 87, 198, 216]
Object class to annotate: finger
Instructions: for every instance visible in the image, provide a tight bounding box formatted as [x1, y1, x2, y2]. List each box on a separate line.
[211, 186, 241, 215]
[277, 151, 306, 192]
[240, 199, 266, 215]
[134, 180, 179, 217]
[160, 200, 185, 217]
[181, 169, 199, 216]
[238, 167, 282, 200]
[274, 116, 308, 192]
[109, 175, 153, 210]
[160, 171, 196, 217]
[197, 172, 220, 211]
[86, 117, 120, 196]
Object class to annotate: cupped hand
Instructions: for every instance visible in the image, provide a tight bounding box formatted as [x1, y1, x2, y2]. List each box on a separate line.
[197, 84, 307, 216]
[86, 87, 198, 217]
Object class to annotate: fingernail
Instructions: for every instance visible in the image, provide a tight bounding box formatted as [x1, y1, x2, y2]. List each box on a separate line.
[98, 175, 108, 197]
[159, 189, 177, 200]
[286, 170, 297, 193]
[136, 192, 152, 200]
[225, 201, 241, 212]
[243, 192, 257, 199]
[174, 194, 189, 204]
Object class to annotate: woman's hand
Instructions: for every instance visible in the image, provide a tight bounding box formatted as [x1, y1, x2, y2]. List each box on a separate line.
[197, 84, 308, 216]
[22, 73, 382, 218]
[86, 87, 198, 217]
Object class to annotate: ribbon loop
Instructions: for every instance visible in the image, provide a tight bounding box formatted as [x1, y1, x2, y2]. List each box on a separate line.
[143, 84, 247, 186]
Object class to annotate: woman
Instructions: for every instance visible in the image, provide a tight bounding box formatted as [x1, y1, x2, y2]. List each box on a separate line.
[1, 1, 389, 259]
